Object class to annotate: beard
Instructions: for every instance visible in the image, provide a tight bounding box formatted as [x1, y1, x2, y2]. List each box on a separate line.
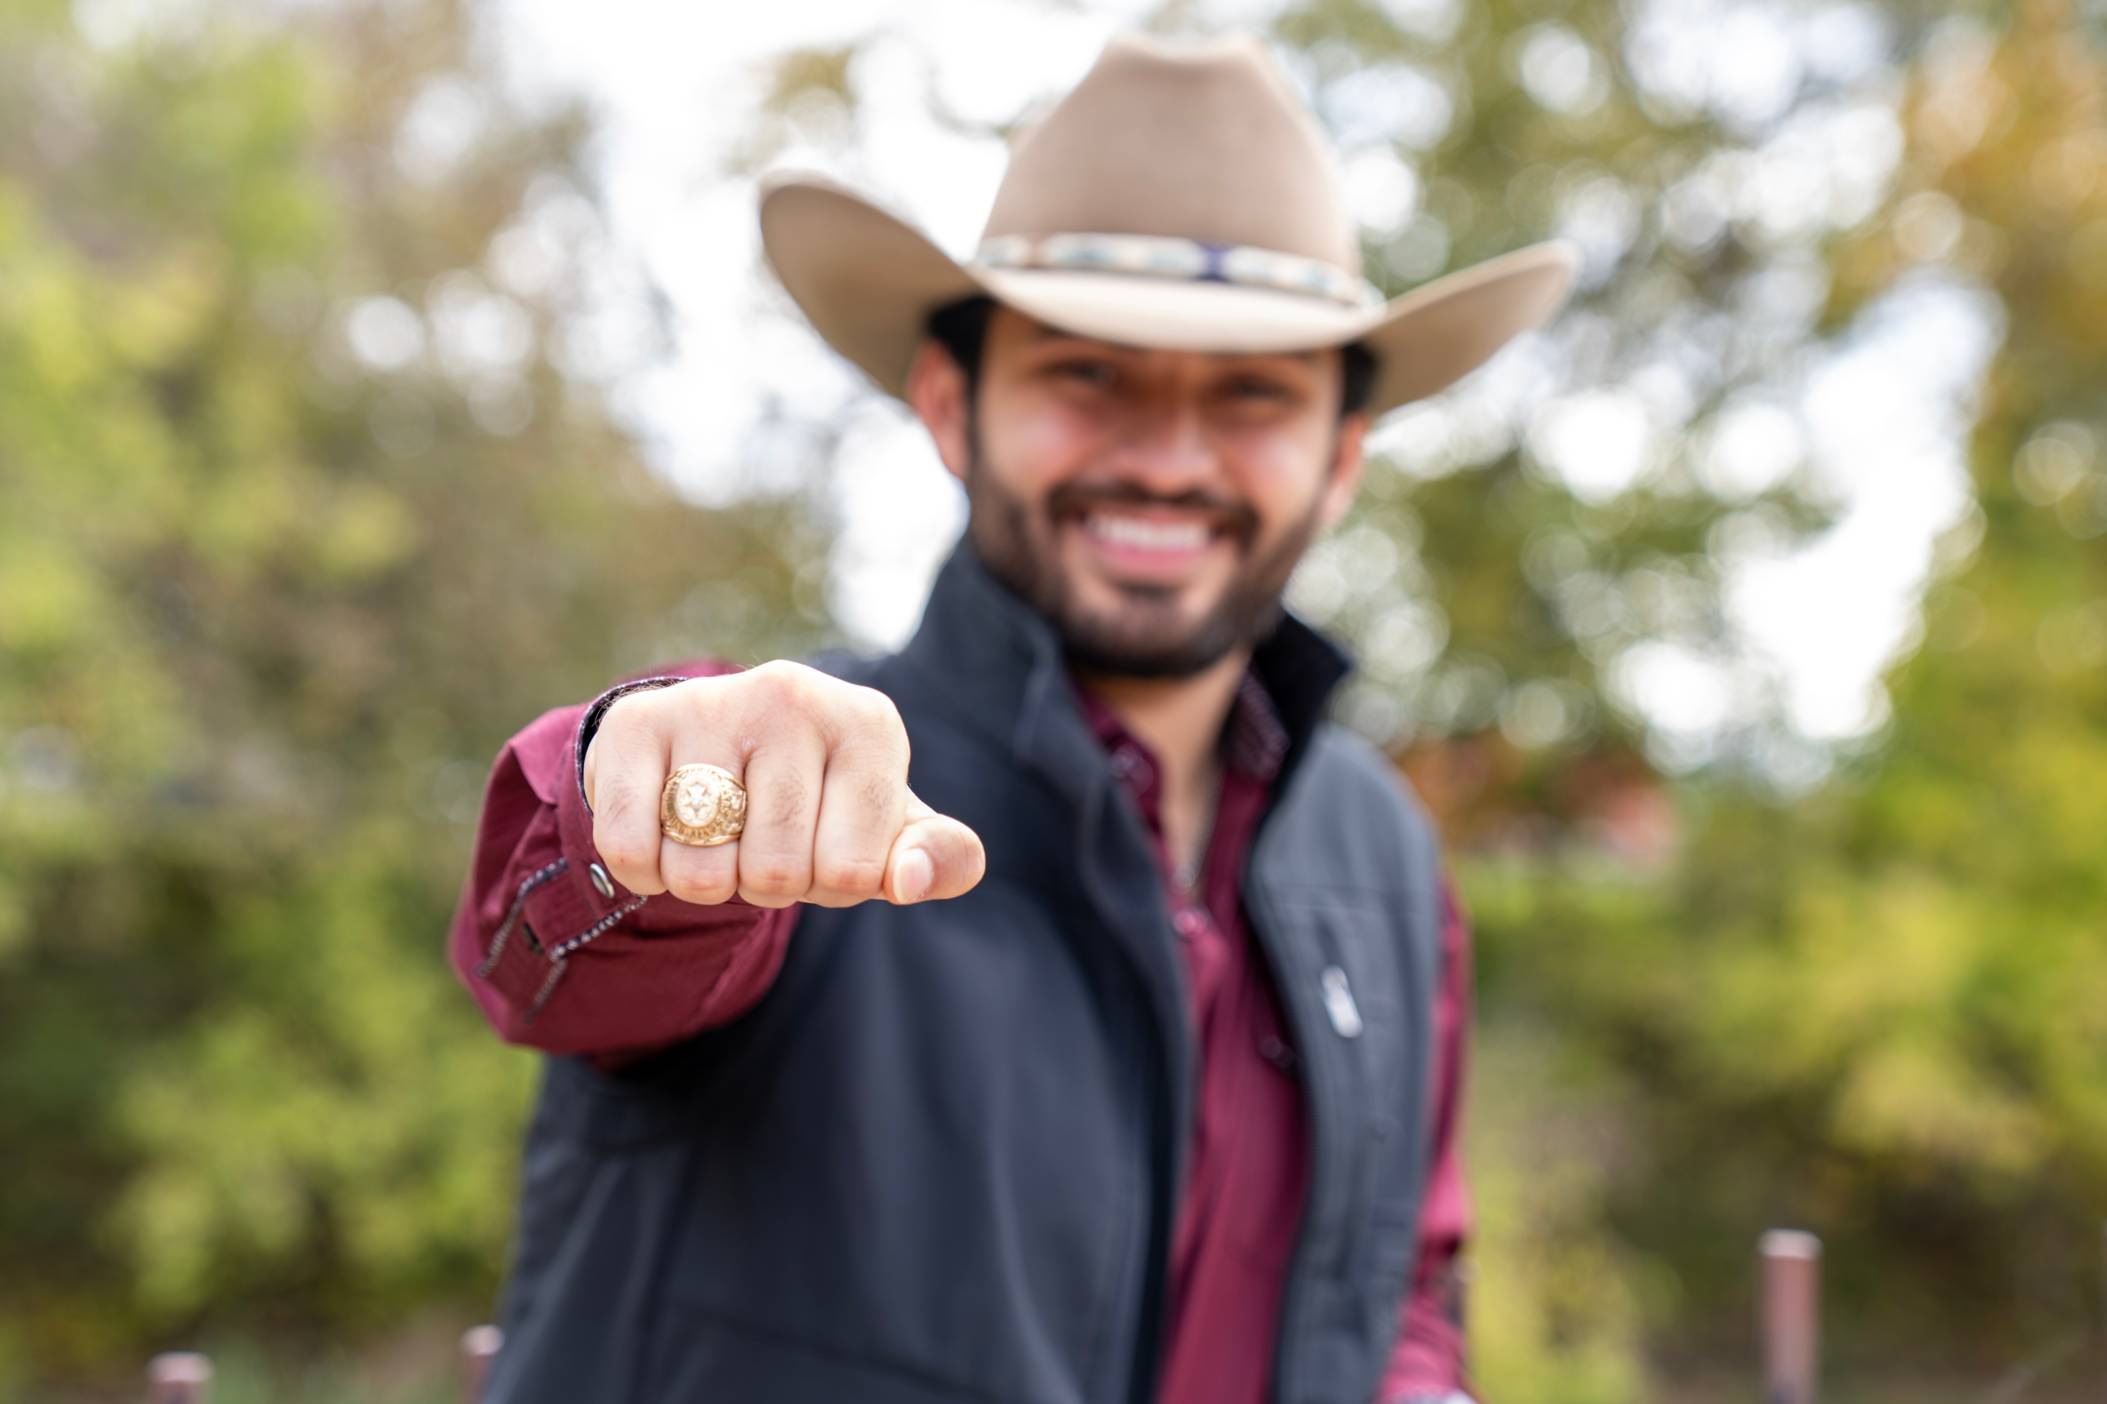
[958, 409, 1332, 680]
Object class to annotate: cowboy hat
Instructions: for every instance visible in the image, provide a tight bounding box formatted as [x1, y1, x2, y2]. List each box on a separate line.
[758, 32, 1578, 419]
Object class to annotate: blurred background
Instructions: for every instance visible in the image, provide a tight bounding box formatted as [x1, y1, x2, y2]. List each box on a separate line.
[3, 0, 2104, 1398]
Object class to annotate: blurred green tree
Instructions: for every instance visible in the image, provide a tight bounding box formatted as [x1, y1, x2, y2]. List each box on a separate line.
[0, 0, 829, 1388]
[1441, 1, 2107, 1390]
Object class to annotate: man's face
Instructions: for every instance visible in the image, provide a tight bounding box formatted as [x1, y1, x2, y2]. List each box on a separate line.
[912, 305, 1368, 679]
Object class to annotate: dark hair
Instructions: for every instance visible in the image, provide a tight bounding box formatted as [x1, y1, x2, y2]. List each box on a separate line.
[924, 294, 1378, 420]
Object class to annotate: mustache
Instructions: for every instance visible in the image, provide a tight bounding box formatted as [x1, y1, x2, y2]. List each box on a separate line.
[1044, 481, 1260, 545]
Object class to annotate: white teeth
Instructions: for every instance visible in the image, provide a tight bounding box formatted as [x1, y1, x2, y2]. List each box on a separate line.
[1084, 513, 1212, 552]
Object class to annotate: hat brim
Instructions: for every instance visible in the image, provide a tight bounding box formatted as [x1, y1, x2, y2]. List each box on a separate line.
[758, 171, 1578, 418]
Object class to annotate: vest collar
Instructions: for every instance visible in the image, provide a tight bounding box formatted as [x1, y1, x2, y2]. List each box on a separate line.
[897, 534, 1355, 783]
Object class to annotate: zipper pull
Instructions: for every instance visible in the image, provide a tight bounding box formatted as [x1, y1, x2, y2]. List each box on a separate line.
[1320, 965, 1363, 1039]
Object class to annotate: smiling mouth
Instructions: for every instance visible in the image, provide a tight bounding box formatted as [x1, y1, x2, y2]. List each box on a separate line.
[1060, 506, 1237, 587]
[1080, 512, 1218, 552]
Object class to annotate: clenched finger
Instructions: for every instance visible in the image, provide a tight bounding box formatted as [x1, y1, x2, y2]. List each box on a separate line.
[589, 719, 672, 896]
[807, 744, 909, 908]
[735, 728, 827, 908]
[881, 791, 986, 905]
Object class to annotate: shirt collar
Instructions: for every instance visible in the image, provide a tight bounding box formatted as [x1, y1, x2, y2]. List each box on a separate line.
[1070, 666, 1291, 788]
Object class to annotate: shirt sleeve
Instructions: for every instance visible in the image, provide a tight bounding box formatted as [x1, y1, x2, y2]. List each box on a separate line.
[1375, 871, 1476, 1403]
[446, 659, 799, 1069]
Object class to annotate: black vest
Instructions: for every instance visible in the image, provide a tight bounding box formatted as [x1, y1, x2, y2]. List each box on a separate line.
[482, 540, 1448, 1404]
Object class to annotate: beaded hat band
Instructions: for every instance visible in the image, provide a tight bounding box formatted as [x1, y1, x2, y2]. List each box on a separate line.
[973, 233, 1384, 312]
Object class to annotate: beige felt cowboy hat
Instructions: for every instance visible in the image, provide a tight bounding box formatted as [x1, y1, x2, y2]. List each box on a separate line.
[758, 32, 1578, 419]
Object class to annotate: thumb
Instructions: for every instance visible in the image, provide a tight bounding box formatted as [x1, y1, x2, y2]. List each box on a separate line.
[882, 791, 986, 905]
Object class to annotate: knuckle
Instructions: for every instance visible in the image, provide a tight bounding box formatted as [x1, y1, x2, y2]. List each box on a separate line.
[662, 673, 716, 707]
[660, 848, 731, 903]
[748, 659, 814, 705]
[852, 685, 906, 739]
[812, 853, 886, 897]
[596, 786, 643, 832]
[743, 669, 829, 747]
[604, 861, 659, 895]
[810, 681, 898, 751]
[667, 868, 735, 906]
[755, 771, 812, 828]
[600, 690, 658, 738]
[662, 681, 729, 738]
[835, 730, 909, 780]
[861, 767, 898, 810]
[593, 828, 654, 878]
[739, 853, 809, 898]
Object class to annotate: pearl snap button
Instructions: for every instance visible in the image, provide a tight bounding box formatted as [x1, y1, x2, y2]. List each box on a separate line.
[588, 862, 616, 900]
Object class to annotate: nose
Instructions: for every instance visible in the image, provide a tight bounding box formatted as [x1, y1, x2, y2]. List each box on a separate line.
[1109, 393, 1220, 499]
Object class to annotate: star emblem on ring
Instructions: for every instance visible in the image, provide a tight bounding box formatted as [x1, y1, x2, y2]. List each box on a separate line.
[658, 763, 749, 847]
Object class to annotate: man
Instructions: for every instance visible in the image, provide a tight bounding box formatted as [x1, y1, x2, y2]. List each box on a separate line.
[448, 32, 1574, 1404]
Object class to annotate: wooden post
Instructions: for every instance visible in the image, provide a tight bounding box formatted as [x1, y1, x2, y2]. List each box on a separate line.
[146, 1352, 212, 1404]
[461, 1324, 502, 1403]
[1760, 1229, 1821, 1404]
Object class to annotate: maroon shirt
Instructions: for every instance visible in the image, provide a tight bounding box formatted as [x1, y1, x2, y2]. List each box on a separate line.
[449, 658, 1475, 1402]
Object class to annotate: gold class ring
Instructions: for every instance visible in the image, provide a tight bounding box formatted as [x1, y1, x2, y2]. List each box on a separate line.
[659, 762, 749, 847]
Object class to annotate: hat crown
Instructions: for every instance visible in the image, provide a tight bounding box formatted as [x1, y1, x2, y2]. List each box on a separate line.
[980, 34, 1358, 273]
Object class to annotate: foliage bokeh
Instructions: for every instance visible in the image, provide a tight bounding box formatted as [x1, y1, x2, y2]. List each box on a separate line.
[0, 0, 830, 1392]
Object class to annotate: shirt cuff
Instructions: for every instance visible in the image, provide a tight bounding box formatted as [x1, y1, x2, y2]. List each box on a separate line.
[572, 674, 693, 814]
[499, 674, 693, 986]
